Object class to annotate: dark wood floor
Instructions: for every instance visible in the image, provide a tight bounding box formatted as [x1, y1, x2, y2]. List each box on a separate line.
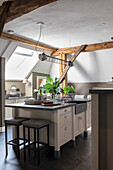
[0, 126, 91, 170]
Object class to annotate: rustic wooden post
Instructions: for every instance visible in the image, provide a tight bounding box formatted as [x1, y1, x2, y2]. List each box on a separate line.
[59, 53, 67, 96]
[59, 45, 87, 84]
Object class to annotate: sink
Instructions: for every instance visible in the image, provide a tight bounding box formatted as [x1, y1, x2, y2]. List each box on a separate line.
[75, 103, 87, 114]
[65, 100, 86, 104]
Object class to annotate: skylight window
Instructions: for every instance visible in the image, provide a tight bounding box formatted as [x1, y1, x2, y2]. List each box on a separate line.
[5, 46, 39, 80]
[14, 46, 33, 57]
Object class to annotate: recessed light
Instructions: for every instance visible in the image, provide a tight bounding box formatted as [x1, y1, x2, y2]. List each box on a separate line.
[101, 23, 106, 26]
[7, 30, 14, 34]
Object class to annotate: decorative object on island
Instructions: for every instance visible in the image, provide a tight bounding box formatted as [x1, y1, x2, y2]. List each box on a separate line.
[107, 77, 113, 84]
[43, 77, 61, 99]
[64, 85, 75, 97]
[37, 86, 47, 101]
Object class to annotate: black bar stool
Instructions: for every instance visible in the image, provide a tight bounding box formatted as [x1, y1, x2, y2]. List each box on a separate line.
[4, 117, 29, 159]
[22, 119, 50, 164]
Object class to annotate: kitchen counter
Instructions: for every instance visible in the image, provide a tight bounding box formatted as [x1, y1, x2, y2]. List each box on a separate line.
[89, 87, 113, 94]
[5, 96, 31, 100]
[5, 102, 77, 110]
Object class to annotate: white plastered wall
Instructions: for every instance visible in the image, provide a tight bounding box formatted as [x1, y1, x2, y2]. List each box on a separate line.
[50, 48, 113, 83]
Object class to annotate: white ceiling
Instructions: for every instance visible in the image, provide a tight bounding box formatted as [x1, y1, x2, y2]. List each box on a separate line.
[1, 0, 113, 49]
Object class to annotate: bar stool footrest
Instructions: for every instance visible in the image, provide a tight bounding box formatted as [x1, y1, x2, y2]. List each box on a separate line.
[7, 138, 28, 146]
[25, 142, 48, 151]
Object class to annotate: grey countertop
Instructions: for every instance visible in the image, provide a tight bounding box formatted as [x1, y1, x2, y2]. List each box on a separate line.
[5, 102, 77, 111]
[89, 87, 113, 94]
[5, 96, 31, 100]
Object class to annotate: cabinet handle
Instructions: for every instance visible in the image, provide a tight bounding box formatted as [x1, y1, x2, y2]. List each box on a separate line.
[64, 109, 67, 112]
[78, 117, 82, 120]
[64, 127, 67, 130]
[64, 115, 67, 118]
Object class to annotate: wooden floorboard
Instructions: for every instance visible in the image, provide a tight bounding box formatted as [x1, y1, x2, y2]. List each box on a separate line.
[0, 126, 91, 170]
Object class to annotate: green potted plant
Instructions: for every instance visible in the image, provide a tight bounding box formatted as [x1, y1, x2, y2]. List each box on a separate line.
[44, 77, 61, 99]
[64, 85, 75, 97]
[37, 86, 48, 100]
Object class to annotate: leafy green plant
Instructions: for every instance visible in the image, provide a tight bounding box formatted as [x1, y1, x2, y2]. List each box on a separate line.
[64, 85, 75, 96]
[37, 87, 47, 96]
[44, 77, 61, 98]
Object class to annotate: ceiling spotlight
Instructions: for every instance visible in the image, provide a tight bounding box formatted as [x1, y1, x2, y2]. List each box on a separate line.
[101, 23, 106, 26]
[37, 22, 44, 25]
[7, 30, 14, 34]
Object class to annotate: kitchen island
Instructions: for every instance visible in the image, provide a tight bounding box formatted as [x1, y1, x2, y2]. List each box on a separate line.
[5, 100, 91, 158]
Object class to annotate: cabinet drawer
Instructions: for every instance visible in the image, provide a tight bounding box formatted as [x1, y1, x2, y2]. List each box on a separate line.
[60, 124, 72, 145]
[60, 112, 72, 127]
[58, 107, 72, 115]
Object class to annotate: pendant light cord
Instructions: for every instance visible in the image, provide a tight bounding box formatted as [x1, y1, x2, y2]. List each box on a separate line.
[35, 23, 43, 52]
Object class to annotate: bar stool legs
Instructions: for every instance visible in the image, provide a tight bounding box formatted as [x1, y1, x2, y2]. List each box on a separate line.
[28, 127, 30, 156]
[34, 128, 36, 158]
[4, 117, 30, 160]
[23, 126, 26, 161]
[17, 125, 20, 159]
[23, 123, 50, 165]
[37, 128, 40, 164]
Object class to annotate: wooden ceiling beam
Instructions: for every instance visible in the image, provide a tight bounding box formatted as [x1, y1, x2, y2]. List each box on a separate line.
[1, 32, 56, 52]
[59, 45, 86, 84]
[52, 41, 113, 56]
[0, 1, 11, 36]
[2, 0, 58, 23]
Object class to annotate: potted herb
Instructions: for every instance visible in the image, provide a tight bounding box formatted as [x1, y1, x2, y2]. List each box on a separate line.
[37, 86, 48, 100]
[44, 77, 61, 99]
[64, 85, 75, 97]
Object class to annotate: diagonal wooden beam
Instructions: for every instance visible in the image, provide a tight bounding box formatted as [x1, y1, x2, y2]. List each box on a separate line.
[1, 32, 56, 52]
[0, 1, 11, 36]
[59, 45, 87, 84]
[2, 0, 58, 23]
[52, 41, 113, 56]
[59, 53, 67, 95]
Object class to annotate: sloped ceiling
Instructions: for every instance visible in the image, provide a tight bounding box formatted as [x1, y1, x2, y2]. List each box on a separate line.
[2, 0, 113, 48]
[5, 46, 39, 80]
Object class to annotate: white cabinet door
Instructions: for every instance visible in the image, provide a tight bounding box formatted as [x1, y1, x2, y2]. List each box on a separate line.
[63, 124, 72, 144]
[75, 112, 85, 137]
[59, 108, 72, 146]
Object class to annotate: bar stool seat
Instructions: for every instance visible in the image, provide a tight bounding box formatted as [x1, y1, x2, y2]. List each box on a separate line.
[22, 119, 50, 164]
[4, 117, 29, 125]
[22, 119, 50, 128]
[4, 117, 29, 159]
